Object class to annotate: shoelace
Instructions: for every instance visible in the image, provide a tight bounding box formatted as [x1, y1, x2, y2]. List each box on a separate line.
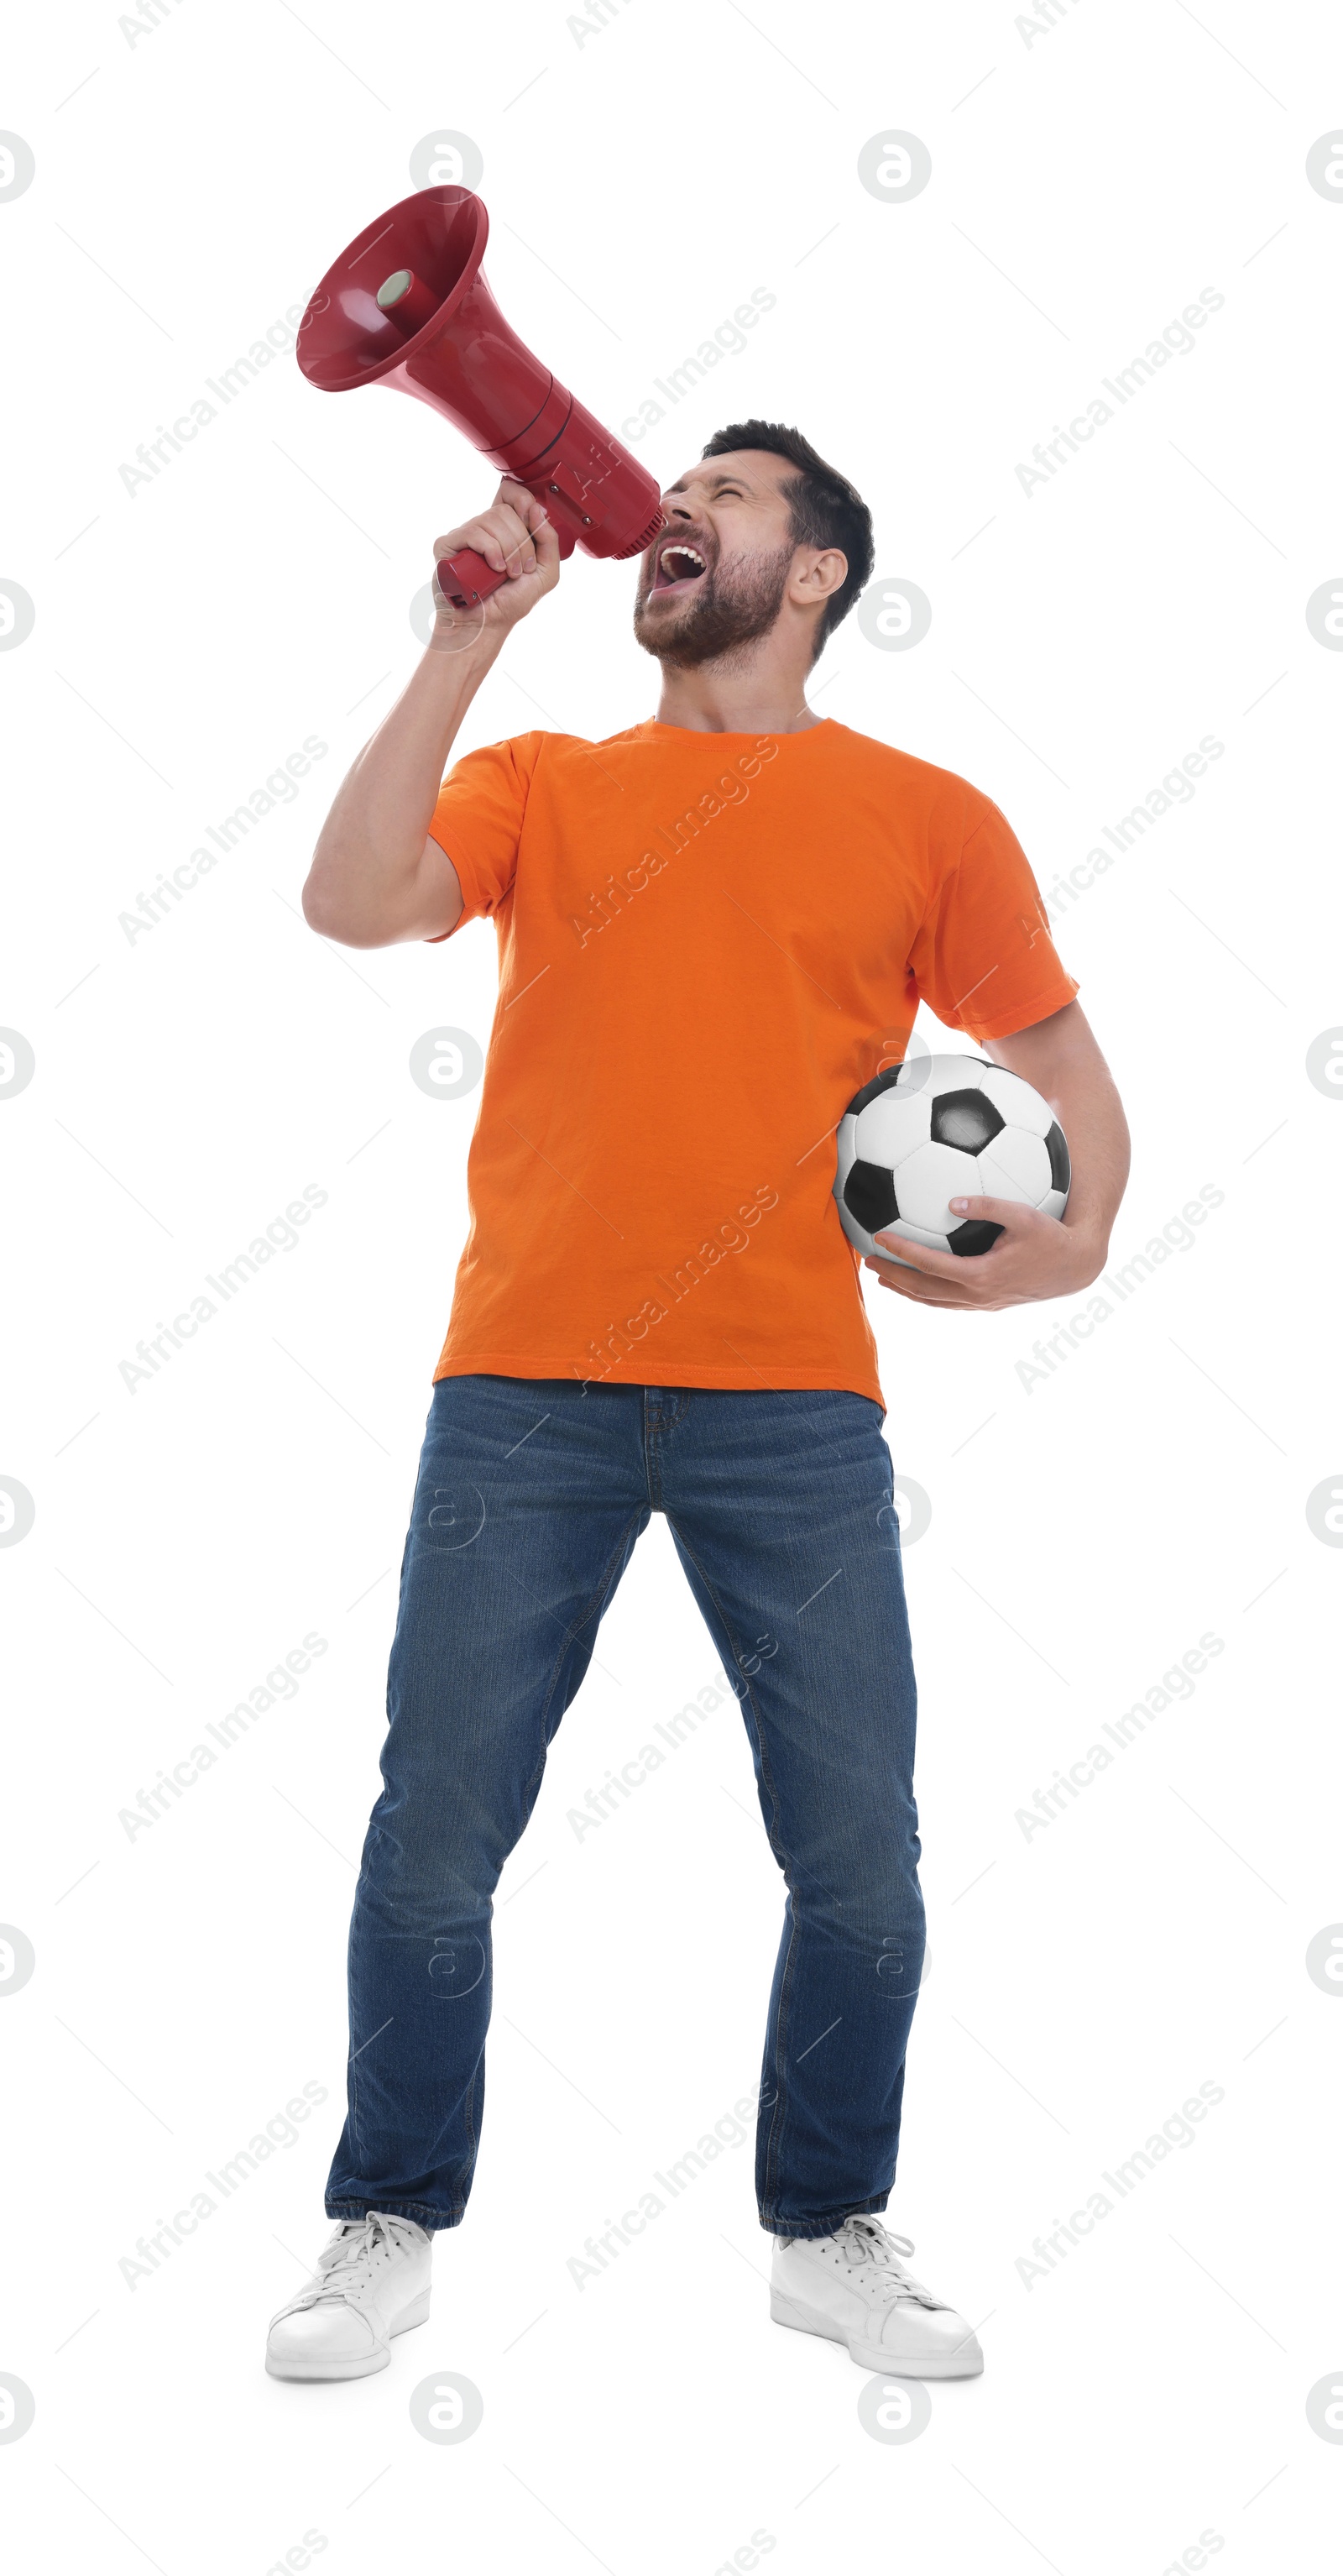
[299, 2212, 414, 2307]
[835, 2216, 941, 2308]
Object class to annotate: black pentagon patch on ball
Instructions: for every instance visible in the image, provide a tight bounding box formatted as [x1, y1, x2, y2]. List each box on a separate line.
[1046, 1120, 1071, 1192]
[844, 1160, 898, 1234]
[844, 1065, 905, 1119]
[931, 1088, 1004, 1153]
[947, 1217, 1003, 1257]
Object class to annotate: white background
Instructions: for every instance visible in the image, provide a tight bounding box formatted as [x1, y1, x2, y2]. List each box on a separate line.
[3, 2, 1341, 2569]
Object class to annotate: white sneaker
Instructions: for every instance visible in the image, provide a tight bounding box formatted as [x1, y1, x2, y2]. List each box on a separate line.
[771, 2214, 983, 2378]
[265, 2212, 432, 2381]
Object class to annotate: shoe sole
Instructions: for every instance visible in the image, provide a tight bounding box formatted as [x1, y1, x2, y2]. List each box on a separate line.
[265, 2286, 431, 2382]
[770, 2286, 984, 2380]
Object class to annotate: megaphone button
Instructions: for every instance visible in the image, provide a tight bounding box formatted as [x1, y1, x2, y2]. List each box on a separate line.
[375, 266, 440, 337]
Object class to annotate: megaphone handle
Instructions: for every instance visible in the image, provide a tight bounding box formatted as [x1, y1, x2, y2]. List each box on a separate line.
[435, 546, 510, 611]
[436, 516, 580, 611]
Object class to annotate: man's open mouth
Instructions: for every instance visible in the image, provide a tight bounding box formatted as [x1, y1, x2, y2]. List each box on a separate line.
[650, 542, 708, 598]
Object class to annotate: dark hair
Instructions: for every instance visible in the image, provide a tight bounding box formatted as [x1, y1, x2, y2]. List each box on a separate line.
[699, 419, 875, 662]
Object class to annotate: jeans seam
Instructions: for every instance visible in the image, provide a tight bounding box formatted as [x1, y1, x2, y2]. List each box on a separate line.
[325, 2196, 465, 2232]
[762, 1898, 800, 2215]
[642, 1390, 662, 1509]
[348, 1930, 365, 2166]
[662, 1521, 786, 1855]
[661, 1517, 797, 2208]
[761, 2192, 891, 2238]
[463, 2048, 482, 2196]
[527, 1508, 647, 1792]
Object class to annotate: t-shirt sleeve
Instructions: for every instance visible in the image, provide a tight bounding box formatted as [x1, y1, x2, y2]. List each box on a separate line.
[907, 788, 1079, 1041]
[423, 730, 544, 941]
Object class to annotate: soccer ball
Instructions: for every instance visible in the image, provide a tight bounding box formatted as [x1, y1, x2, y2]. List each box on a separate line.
[833, 1054, 1070, 1264]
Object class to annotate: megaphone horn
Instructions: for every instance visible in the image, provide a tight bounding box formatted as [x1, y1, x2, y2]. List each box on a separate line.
[296, 187, 665, 610]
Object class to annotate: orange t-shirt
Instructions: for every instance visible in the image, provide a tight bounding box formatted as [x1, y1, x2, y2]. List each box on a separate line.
[426, 718, 1078, 1405]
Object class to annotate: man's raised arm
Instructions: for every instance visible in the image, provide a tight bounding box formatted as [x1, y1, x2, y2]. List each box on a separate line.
[300, 480, 559, 950]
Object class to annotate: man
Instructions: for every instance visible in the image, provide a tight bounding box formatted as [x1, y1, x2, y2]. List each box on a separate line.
[264, 421, 1129, 2383]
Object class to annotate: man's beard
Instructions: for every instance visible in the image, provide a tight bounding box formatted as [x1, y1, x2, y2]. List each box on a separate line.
[632, 538, 796, 671]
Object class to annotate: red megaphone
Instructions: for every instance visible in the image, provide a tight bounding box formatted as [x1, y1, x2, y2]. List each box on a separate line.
[295, 186, 665, 610]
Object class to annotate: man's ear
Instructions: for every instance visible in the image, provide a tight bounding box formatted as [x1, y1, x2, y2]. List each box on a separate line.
[794, 547, 849, 604]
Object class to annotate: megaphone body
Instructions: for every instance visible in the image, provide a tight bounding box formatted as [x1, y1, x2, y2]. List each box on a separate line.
[296, 187, 664, 609]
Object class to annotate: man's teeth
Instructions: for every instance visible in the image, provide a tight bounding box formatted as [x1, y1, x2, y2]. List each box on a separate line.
[660, 545, 705, 582]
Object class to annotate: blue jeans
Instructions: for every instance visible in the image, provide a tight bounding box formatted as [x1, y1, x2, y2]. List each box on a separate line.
[325, 1375, 925, 2240]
